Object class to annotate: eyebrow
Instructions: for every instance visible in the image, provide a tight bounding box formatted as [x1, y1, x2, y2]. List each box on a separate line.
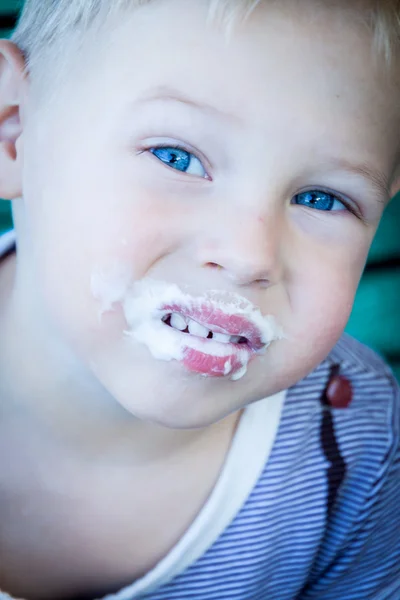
[326, 158, 390, 204]
[134, 85, 240, 122]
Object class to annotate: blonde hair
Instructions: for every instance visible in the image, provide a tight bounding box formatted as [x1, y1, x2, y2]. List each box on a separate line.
[11, 0, 400, 76]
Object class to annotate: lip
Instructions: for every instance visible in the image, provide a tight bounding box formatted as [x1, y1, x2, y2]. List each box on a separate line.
[160, 301, 266, 352]
[157, 300, 267, 378]
[182, 346, 249, 378]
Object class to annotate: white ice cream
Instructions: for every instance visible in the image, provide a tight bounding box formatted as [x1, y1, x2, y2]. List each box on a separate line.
[91, 268, 284, 381]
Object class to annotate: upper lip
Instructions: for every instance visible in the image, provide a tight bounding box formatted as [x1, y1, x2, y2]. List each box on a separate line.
[160, 301, 265, 351]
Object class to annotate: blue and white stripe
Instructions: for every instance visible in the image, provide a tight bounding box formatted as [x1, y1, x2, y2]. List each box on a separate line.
[114, 335, 400, 600]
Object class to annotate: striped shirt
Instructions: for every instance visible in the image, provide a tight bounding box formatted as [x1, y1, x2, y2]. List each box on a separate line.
[107, 335, 400, 600]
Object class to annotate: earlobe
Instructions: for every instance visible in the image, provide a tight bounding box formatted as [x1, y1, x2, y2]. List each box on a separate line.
[0, 40, 27, 200]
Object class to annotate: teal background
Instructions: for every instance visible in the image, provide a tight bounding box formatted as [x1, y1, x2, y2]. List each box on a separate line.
[0, 0, 19, 9]
[0, 1, 399, 380]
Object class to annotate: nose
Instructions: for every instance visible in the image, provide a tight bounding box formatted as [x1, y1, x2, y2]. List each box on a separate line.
[198, 211, 283, 288]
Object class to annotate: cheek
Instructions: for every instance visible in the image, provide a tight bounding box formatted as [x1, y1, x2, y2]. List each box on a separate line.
[263, 262, 361, 393]
[288, 253, 363, 354]
[34, 215, 178, 362]
[286, 216, 372, 329]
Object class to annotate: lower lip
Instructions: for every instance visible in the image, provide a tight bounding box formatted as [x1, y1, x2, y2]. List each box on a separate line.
[181, 343, 252, 378]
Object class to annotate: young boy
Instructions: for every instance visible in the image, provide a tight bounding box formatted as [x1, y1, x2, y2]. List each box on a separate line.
[0, 0, 399, 598]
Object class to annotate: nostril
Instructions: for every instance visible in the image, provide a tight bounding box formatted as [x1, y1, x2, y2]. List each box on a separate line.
[205, 262, 223, 270]
[254, 278, 270, 288]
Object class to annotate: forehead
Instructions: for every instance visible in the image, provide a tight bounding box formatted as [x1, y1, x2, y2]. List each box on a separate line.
[41, 0, 400, 181]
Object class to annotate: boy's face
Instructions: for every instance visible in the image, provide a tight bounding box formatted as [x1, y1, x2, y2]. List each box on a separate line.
[15, 0, 400, 426]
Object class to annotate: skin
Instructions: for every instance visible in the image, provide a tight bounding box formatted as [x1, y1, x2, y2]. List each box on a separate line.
[0, 0, 399, 596]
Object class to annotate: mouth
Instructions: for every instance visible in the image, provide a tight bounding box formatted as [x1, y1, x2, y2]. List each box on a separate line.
[121, 279, 282, 382]
[159, 302, 267, 379]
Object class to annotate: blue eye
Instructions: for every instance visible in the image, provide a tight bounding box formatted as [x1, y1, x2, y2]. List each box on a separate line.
[293, 190, 346, 212]
[150, 146, 207, 178]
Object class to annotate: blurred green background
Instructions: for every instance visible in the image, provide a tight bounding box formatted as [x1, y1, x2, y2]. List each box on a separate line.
[0, 1, 399, 380]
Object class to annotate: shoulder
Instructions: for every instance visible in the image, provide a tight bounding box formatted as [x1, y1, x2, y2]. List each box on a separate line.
[286, 334, 399, 467]
[326, 333, 399, 420]
[297, 332, 400, 409]
[288, 333, 398, 415]
[318, 335, 399, 477]
[295, 337, 400, 599]
[328, 332, 396, 381]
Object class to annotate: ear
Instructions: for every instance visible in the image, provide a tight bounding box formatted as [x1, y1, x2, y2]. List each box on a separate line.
[0, 40, 28, 200]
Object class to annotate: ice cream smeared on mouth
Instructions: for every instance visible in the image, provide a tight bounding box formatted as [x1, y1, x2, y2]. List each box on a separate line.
[91, 272, 283, 381]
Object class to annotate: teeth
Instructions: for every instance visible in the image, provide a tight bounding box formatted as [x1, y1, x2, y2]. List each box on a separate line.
[170, 313, 187, 331]
[188, 319, 210, 338]
[213, 333, 231, 344]
[167, 314, 247, 345]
